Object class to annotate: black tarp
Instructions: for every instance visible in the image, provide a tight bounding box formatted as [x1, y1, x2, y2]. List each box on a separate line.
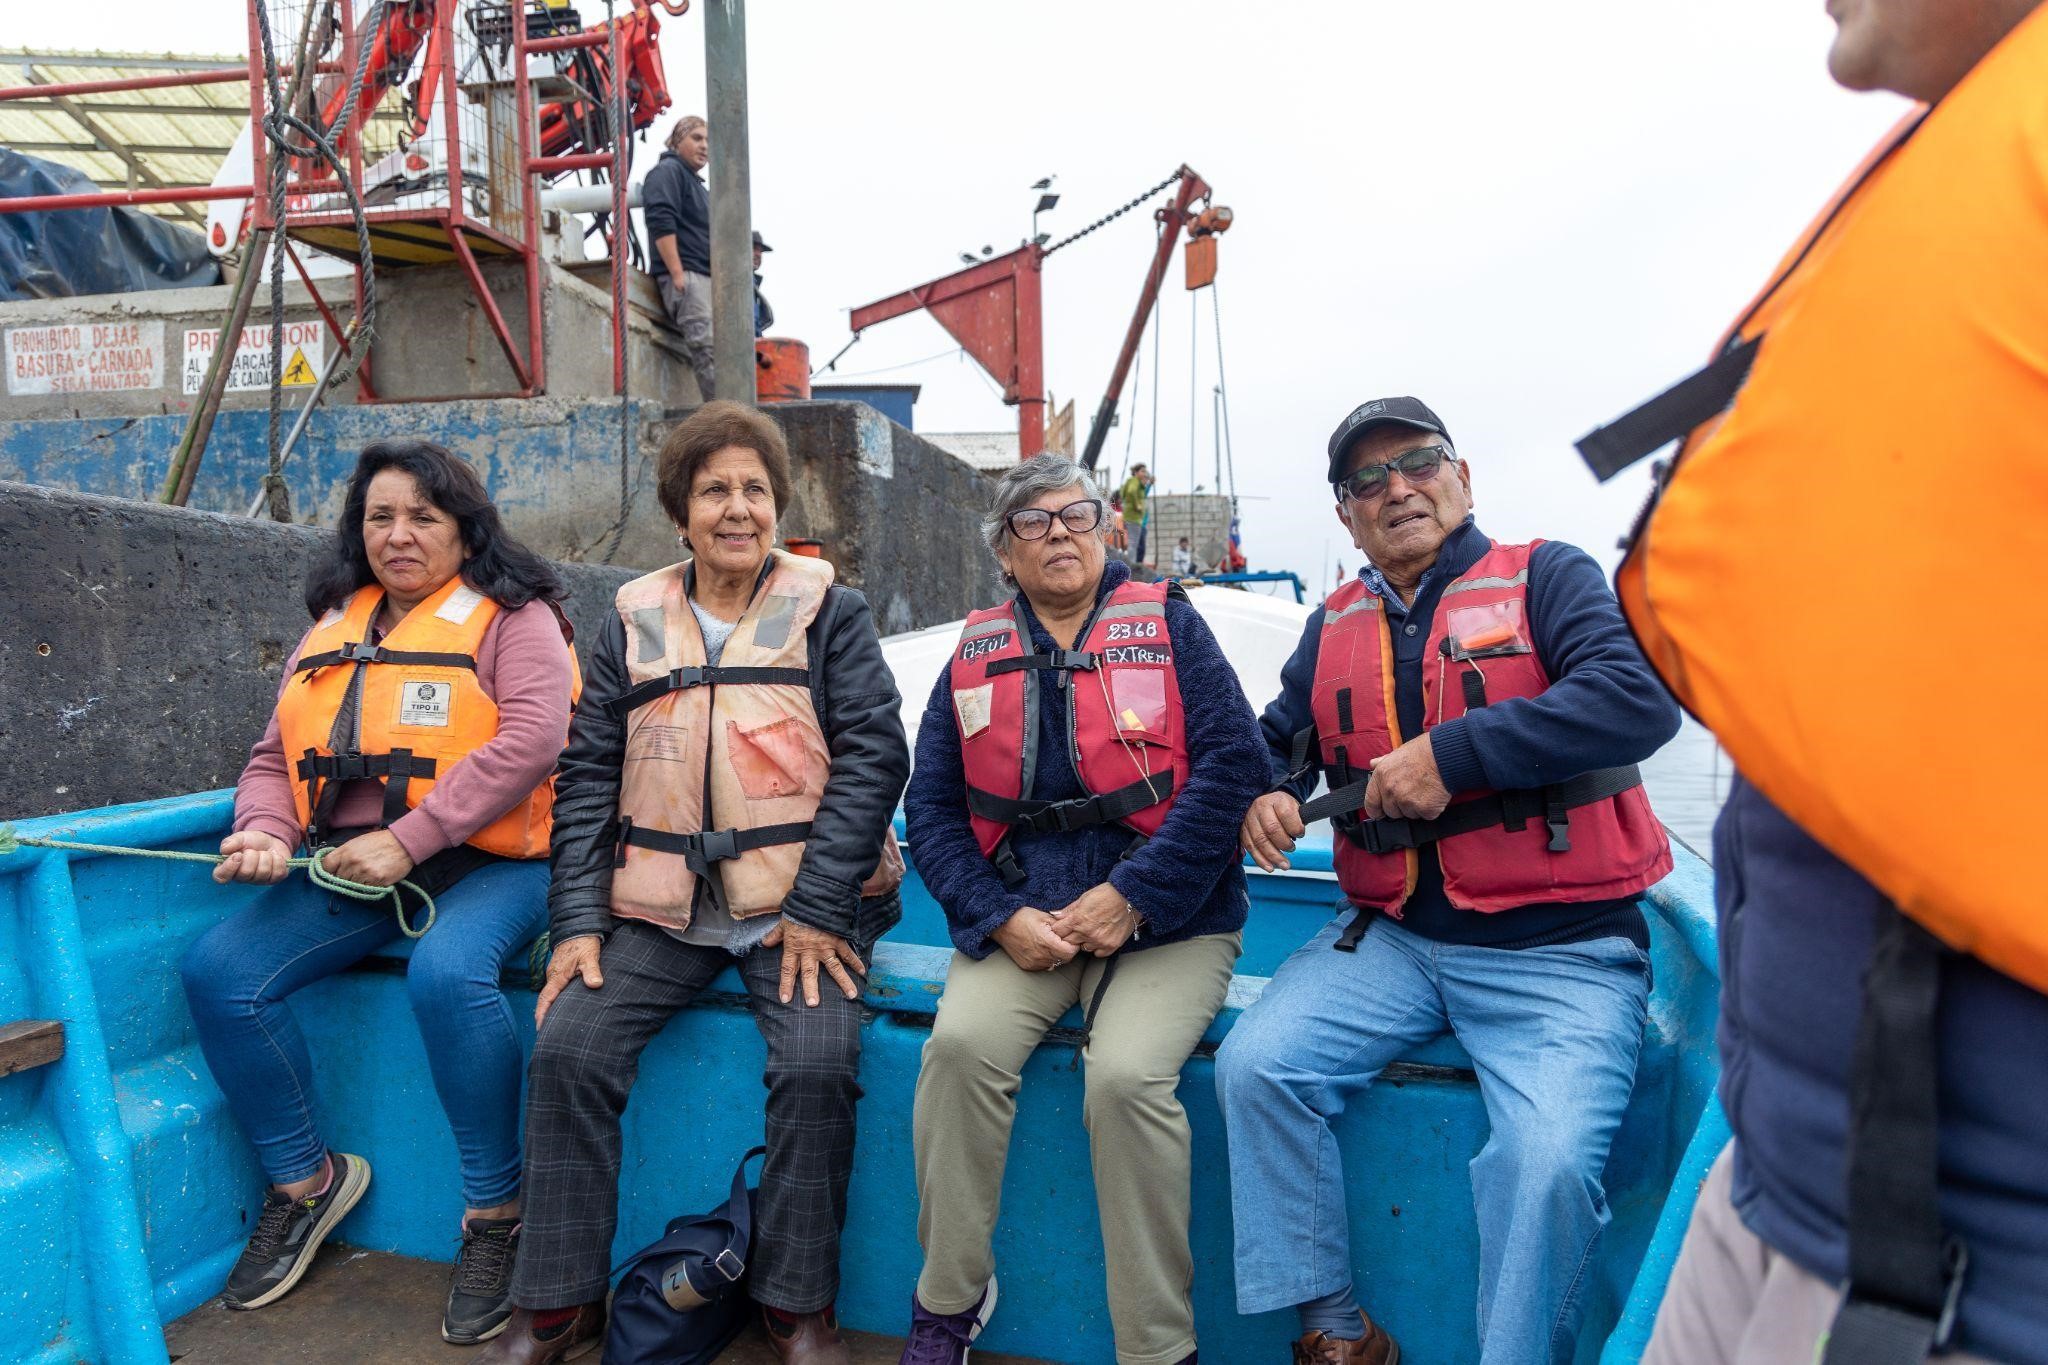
[0, 147, 223, 300]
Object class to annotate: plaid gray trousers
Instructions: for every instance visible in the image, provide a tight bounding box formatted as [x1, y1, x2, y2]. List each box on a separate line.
[510, 918, 866, 1313]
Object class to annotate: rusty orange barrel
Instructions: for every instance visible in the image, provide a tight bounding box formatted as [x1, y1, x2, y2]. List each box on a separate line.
[756, 338, 811, 403]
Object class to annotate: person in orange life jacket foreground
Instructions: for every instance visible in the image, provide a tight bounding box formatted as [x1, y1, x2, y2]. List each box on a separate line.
[481, 401, 910, 1365]
[1216, 399, 1678, 1365]
[897, 455, 1270, 1365]
[1637, 4, 2048, 1362]
[182, 440, 580, 1343]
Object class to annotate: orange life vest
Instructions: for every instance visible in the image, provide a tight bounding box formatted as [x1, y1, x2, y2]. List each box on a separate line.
[275, 576, 581, 858]
[607, 551, 903, 931]
[1304, 543, 1670, 914]
[1583, 6, 2048, 990]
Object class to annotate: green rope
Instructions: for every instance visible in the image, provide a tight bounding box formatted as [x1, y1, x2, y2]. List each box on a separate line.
[0, 826, 436, 938]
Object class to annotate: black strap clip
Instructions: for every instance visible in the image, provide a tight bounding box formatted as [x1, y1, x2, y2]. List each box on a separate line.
[1545, 788, 1572, 853]
[1049, 649, 1099, 671]
[669, 665, 708, 691]
[695, 828, 740, 864]
[337, 640, 383, 664]
[1361, 817, 1417, 855]
[1334, 909, 1372, 952]
[990, 840, 1028, 890]
[612, 816, 633, 868]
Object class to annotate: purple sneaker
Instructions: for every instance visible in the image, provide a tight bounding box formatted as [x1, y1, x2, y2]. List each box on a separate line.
[898, 1275, 997, 1364]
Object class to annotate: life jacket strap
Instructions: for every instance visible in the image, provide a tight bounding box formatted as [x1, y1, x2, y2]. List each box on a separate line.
[296, 749, 440, 845]
[1819, 908, 1969, 1365]
[966, 772, 1175, 836]
[1299, 764, 1643, 855]
[987, 649, 1100, 676]
[604, 665, 812, 719]
[612, 816, 813, 875]
[294, 642, 481, 674]
[1574, 335, 1761, 482]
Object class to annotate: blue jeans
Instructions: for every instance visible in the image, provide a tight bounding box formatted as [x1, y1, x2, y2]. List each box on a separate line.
[1215, 914, 1649, 1365]
[180, 858, 548, 1206]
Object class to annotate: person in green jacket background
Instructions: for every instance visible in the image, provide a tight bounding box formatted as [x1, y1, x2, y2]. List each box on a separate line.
[1118, 463, 1153, 567]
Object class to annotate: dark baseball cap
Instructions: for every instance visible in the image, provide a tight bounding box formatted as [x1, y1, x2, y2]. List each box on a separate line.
[1326, 397, 1453, 483]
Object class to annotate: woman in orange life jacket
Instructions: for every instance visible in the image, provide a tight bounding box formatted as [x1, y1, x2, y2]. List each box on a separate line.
[179, 441, 580, 1342]
[897, 455, 1269, 1365]
[486, 401, 910, 1365]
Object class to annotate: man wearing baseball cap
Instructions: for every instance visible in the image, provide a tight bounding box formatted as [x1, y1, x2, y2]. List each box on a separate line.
[1214, 398, 1680, 1364]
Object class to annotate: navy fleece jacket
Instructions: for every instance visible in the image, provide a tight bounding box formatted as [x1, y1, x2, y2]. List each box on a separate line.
[905, 562, 1268, 959]
[1259, 518, 1681, 947]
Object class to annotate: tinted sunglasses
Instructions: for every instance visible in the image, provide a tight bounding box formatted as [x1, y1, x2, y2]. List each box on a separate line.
[1334, 444, 1451, 502]
[1006, 497, 1105, 541]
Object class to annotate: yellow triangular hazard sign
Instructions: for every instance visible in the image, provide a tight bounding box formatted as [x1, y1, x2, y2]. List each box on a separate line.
[280, 346, 317, 386]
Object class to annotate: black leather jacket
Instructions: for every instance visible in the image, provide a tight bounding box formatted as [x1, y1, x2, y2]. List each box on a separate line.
[548, 580, 910, 951]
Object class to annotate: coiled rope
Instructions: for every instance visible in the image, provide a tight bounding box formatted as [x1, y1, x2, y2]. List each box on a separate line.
[0, 826, 435, 939]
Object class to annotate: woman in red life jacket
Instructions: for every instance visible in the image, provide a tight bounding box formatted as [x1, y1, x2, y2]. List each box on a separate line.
[179, 441, 580, 1340]
[897, 455, 1270, 1365]
[490, 402, 909, 1365]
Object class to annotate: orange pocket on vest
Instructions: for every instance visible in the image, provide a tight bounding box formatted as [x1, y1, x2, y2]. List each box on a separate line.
[725, 716, 813, 800]
[1108, 668, 1170, 743]
[1446, 600, 1532, 659]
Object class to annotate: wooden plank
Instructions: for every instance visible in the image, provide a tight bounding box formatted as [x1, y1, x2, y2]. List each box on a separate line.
[0, 1020, 64, 1077]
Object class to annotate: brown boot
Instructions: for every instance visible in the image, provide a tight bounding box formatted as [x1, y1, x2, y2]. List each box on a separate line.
[473, 1303, 604, 1363]
[1292, 1310, 1400, 1365]
[762, 1303, 852, 1365]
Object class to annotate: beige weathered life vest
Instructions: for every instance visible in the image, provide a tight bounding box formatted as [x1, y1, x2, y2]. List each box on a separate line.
[607, 549, 900, 930]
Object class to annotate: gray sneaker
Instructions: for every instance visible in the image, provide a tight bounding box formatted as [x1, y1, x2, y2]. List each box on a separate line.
[444, 1217, 520, 1343]
[223, 1152, 371, 1310]
[899, 1275, 997, 1364]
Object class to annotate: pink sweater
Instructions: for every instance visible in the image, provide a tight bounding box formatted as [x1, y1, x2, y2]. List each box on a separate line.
[232, 597, 575, 861]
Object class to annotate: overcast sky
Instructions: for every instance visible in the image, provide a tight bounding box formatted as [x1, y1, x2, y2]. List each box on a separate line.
[19, 2, 1908, 590]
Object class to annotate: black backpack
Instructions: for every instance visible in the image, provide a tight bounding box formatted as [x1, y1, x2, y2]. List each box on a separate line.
[602, 1147, 764, 1365]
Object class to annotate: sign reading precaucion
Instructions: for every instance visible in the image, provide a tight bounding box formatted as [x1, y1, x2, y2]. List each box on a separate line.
[181, 321, 328, 395]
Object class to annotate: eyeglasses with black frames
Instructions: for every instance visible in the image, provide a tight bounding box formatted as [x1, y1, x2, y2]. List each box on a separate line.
[1334, 445, 1451, 503]
[1006, 497, 1105, 541]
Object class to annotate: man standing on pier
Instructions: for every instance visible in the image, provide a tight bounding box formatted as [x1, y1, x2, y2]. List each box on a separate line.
[644, 114, 715, 398]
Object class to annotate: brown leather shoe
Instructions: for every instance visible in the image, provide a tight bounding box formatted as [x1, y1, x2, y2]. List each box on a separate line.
[473, 1303, 605, 1363]
[762, 1304, 852, 1365]
[1292, 1310, 1400, 1365]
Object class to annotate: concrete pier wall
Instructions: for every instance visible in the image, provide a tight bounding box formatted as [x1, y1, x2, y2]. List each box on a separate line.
[0, 481, 634, 820]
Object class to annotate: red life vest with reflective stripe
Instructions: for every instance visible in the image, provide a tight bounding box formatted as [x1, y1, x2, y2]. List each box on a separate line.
[1312, 541, 1671, 914]
[951, 580, 1189, 860]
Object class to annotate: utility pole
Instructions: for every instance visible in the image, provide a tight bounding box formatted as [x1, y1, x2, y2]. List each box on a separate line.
[704, 0, 754, 405]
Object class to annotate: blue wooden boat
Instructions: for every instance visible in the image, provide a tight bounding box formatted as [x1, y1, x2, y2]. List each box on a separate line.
[0, 786, 1721, 1364]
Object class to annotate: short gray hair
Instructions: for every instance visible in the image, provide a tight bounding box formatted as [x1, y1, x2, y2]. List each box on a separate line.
[980, 454, 1104, 559]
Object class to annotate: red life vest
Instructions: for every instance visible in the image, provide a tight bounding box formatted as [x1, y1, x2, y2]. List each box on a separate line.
[951, 579, 1189, 880]
[1307, 541, 1671, 914]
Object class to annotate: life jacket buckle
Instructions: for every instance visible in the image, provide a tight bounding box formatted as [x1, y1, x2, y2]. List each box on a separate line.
[1362, 818, 1415, 855]
[695, 828, 741, 864]
[338, 641, 384, 664]
[669, 665, 708, 690]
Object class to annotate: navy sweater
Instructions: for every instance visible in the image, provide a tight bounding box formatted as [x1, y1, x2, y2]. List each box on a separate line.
[905, 562, 1268, 959]
[1717, 777, 2048, 1364]
[641, 150, 710, 278]
[1260, 519, 1681, 947]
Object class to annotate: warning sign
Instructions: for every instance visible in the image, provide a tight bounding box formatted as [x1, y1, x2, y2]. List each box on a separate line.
[5, 321, 165, 396]
[181, 321, 327, 395]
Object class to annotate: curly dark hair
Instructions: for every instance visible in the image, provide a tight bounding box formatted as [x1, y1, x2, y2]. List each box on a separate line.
[303, 440, 566, 618]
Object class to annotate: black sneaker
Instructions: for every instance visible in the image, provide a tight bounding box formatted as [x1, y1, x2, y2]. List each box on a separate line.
[444, 1217, 521, 1344]
[223, 1152, 371, 1310]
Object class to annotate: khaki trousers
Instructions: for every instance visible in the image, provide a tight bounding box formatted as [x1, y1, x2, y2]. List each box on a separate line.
[912, 931, 1241, 1365]
[1645, 1144, 1994, 1365]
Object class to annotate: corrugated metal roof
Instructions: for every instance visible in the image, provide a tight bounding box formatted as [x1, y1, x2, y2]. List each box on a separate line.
[2, 49, 250, 224]
[1, 47, 408, 226]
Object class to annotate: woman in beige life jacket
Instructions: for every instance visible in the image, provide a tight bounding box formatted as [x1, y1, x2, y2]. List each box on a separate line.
[479, 402, 911, 1365]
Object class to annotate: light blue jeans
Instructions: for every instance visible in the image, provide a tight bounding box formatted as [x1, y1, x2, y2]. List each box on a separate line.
[1215, 913, 1650, 1365]
[180, 858, 548, 1206]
